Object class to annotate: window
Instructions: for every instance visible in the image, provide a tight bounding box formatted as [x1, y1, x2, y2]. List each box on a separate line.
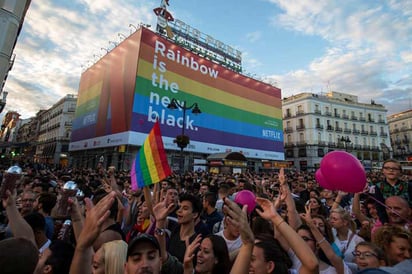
[318, 148, 324, 157]
[298, 148, 307, 157]
[286, 149, 294, 157]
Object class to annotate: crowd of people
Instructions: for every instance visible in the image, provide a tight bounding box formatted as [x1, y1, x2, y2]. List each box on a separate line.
[0, 158, 410, 274]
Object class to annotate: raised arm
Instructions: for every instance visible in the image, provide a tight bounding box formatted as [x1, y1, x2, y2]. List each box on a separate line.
[352, 192, 369, 224]
[2, 190, 35, 245]
[69, 191, 116, 274]
[301, 205, 344, 274]
[278, 168, 301, 229]
[256, 197, 318, 274]
[225, 198, 255, 274]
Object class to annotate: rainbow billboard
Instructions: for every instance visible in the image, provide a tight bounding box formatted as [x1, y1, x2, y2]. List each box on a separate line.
[70, 28, 284, 160]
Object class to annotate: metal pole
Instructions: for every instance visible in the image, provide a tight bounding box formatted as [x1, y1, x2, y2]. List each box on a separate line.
[180, 101, 187, 174]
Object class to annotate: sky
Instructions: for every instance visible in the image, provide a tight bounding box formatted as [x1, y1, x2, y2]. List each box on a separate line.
[3, 0, 412, 119]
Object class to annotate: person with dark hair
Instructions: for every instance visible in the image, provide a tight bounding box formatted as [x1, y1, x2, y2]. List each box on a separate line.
[183, 234, 231, 274]
[35, 239, 75, 274]
[24, 212, 51, 253]
[252, 239, 291, 274]
[168, 193, 202, 263]
[0, 237, 39, 274]
[33, 192, 57, 239]
[201, 192, 223, 234]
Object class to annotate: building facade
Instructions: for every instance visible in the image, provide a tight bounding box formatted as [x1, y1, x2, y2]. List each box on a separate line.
[387, 109, 412, 161]
[34, 94, 77, 166]
[0, 0, 31, 112]
[282, 91, 390, 171]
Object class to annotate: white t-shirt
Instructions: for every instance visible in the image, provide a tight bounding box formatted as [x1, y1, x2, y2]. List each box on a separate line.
[215, 230, 242, 253]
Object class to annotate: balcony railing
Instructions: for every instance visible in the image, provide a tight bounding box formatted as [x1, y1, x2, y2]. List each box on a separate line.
[328, 142, 336, 147]
[296, 110, 305, 116]
[324, 111, 332, 116]
[370, 131, 377, 136]
[326, 125, 334, 131]
[378, 119, 385, 124]
[314, 109, 321, 115]
[344, 129, 352, 134]
[361, 130, 369, 135]
[342, 114, 349, 119]
[379, 132, 388, 137]
[284, 113, 292, 119]
[284, 127, 293, 133]
[316, 124, 324, 130]
[353, 129, 360, 134]
[296, 125, 305, 131]
[335, 127, 343, 132]
[334, 113, 340, 118]
[359, 117, 366, 121]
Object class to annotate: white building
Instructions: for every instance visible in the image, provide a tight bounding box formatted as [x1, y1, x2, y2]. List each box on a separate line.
[387, 109, 412, 161]
[282, 91, 390, 171]
[35, 94, 77, 166]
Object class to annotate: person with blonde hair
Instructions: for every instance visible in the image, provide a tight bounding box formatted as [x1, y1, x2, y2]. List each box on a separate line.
[92, 240, 127, 274]
[329, 207, 364, 262]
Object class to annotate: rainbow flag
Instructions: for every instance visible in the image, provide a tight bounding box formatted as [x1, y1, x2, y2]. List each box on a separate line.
[131, 121, 172, 190]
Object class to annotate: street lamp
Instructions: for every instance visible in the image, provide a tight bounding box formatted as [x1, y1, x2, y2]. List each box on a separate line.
[340, 136, 351, 151]
[167, 98, 201, 173]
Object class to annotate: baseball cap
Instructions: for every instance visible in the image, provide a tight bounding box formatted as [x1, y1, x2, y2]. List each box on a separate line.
[127, 233, 160, 257]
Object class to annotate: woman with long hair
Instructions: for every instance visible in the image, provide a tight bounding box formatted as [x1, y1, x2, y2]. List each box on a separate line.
[183, 234, 231, 274]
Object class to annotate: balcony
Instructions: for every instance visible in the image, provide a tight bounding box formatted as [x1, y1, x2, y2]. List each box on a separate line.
[284, 113, 292, 119]
[370, 131, 377, 136]
[379, 132, 388, 137]
[296, 125, 305, 131]
[378, 119, 385, 124]
[284, 127, 293, 133]
[296, 141, 307, 146]
[64, 121, 72, 127]
[354, 144, 362, 150]
[342, 114, 349, 119]
[363, 145, 370, 150]
[335, 127, 343, 133]
[318, 141, 326, 146]
[314, 109, 321, 115]
[324, 111, 332, 116]
[353, 129, 360, 135]
[326, 125, 334, 131]
[371, 146, 380, 151]
[284, 142, 294, 148]
[296, 110, 305, 116]
[334, 113, 340, 118]
[351, 116, 358, 120]
[361, 130, 369, 135]
[368, 119, 375, 123]
[316, 124, 324, 130]
[344, 129, 352, 134]
[328, 142, 336, 147]
[359, 117, 366, 121]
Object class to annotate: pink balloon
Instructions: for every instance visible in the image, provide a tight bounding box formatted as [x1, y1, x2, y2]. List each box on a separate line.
[315, 169, 335, 190]
[234, 190, 256, 214]
[319, 151, 366, 193]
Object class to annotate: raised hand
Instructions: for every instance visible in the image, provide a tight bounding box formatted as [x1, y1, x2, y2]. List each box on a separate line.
[183, 234, 202, 268]
[153, 199, 175, 222]
[224, 198, 254, 245]
[256, 197, 279, 221]
[76, 191, 116, 250]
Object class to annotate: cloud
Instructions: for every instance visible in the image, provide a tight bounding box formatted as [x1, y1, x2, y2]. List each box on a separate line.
[264, 0, 412, 114]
